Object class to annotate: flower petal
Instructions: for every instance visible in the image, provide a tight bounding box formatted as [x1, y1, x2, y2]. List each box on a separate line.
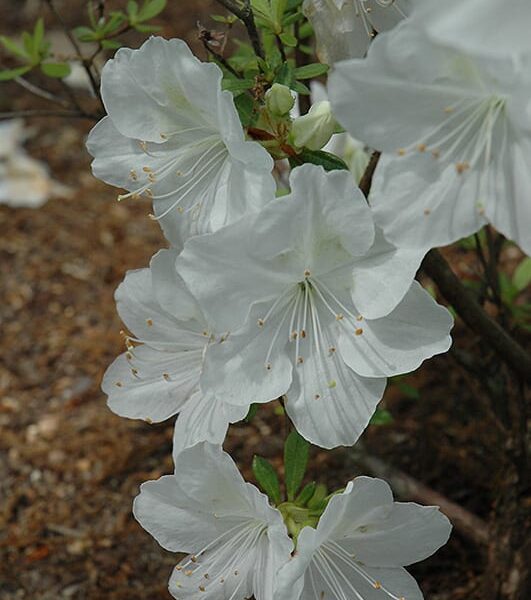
[100, 37, 227, 143]
[102, 345, 202, 422]
[285, 342, 386, 448]
[351, 228, 427, 319]
[172, 390, 248, 457]
[370, 152, 489, 250]
[339, 281, 453, 378]
[200, 303, 293, 407]
[346, 501, 452, 568]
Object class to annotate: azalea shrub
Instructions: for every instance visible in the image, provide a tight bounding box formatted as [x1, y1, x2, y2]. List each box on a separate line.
[3, 1, 530, 599]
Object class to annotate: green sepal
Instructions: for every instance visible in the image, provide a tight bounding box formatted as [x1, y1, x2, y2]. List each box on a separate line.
[307, 483, 328, 510]
[295, 481, 316, 506]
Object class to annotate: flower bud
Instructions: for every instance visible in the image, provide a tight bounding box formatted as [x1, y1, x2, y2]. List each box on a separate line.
[265, 83, 295, 117]
[291, 100, 341, 151]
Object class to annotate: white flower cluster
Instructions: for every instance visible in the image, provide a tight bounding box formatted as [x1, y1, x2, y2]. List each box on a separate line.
[86, 0, 530, 596]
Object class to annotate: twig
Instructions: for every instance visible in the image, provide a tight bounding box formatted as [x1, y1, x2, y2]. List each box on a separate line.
[215, 0, 264, 59]
[200, 38, 242, 79]
[14, 76, 71, 108]
[0, 109, 99, 120]
[44, 0, 104, 108]
[422, 249, 531, 383]
[358, 150, 380, 197]
[352, 450, 490, 546]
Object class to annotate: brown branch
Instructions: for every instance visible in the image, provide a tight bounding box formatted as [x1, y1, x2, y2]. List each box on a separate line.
[44, 0, 104, 108]
[358, 150, 380, 197]
[352, 451, 489, 546]
[0, 109, 99, 120]
[14, 76, 71, 108]
[215, 0, 264, 59]
[422, 249, 531, 383]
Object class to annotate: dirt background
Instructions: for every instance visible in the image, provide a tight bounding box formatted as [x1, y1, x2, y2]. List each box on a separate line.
[0, 1, 528, 599]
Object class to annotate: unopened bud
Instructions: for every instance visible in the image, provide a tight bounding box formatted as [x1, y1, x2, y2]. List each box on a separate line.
[292, 100, 340, 150]
[265, 83, 295, 117]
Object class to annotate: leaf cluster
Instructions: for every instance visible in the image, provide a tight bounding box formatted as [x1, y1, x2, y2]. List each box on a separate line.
[0, 18, 70, 81]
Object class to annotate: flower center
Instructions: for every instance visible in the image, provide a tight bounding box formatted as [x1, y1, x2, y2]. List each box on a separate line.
[397, 95, 507, 175]
[314, 541, 407, 600]
[256, 270, 364, 372]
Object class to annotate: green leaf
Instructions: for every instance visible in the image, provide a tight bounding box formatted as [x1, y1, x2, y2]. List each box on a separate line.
[252, 456, 282, 505]
[294, 63, 329, 80]
[22, 31, 35, 60]
[271, 0, 288, 29]
[0, 65, 32, 81]
[370, 408, 393, 425]
[33, 18, 45, 52]
[73, 26, 97, 42]
[279, 31, 298, 47]
[284, 430, 310, 501]
[138, 0, 167, 21]
[127, 0, 139, 17]
[133, 23, 161, 32]
[397, 381, 420, 400]
[234, 93, 255, 127]
[290, 149, 349, 172]
[40, 62, 72, 78]
[295, 482, 316, 506]
[275, 61, 294, 86]
[245, 403, 259, 422]
[101, 39, 123, 50]
[222, 78, 255, 93]
[513, 257, 531, 292]
[211, 14, 238, 24]
[0, 36, 29, 60]
[100, 12, 126, 36]
[291, 80, 310, 95]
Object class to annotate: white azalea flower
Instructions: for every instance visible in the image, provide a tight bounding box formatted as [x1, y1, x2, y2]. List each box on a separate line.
[177, 165, 452, 449]
[409, 0, 531, 59]
[86, 36, 275, 250]
[303, 0, 410, 64]
[102, 249, 247, 453]
[275, 476, 452, 600]
[133, 442, 293, 600]
[329, 21, 531, 255]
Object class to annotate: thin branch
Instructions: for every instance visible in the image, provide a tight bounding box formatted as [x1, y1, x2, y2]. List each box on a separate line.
[215, 0, 264, 59]
[352, 450, 490, 546]
[200, 39, 242, 79]
[0, 109, 99, 120]
[358, 150, 380, 197]
[14, 76, 71, 108]
[422, 249, 531, 383]
[44, 0, 104, 108]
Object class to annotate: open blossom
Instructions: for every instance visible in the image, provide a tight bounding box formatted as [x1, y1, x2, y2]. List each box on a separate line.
[275, 476, 452, 600]
[303, 0, 410, 64]
[177, 165, 452, 449]
[86, 36, 275, 250]
[134, 443, 293, 600]
[409, 0, 531, 60]
[102, 249, 247, 453]
[329, 20, 531, 254]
